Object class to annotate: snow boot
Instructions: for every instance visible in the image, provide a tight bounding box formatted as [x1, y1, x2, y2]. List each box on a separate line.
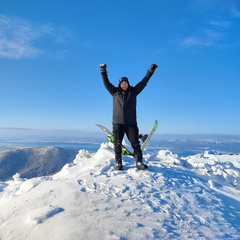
[115, 153, 123, 171]
[134, 151, 148, 170]
[136, 161, 148, 170]
[115, 163, 123, 171]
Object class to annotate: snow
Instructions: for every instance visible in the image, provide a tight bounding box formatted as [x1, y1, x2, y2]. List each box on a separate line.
[0, 143, 240, 240]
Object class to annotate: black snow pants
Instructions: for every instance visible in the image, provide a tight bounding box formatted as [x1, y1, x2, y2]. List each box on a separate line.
[112, 124, 142, 164]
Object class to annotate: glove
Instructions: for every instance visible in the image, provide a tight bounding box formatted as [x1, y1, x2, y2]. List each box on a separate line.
[100, 63, 107, 73]
[149, 63, 158, 73]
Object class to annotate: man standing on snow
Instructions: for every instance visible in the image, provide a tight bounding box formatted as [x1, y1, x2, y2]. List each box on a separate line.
[100, 63, 158, 170]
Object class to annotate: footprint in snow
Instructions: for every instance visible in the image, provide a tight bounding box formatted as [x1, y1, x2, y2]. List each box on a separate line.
[29, 205, 64, 224]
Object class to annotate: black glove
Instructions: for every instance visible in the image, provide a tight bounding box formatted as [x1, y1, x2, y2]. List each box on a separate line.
[149, 63, 158, 73]
[100, 63, 107, 73]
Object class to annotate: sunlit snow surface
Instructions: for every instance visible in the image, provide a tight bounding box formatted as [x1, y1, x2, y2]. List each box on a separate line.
[0, 143, 239, 240]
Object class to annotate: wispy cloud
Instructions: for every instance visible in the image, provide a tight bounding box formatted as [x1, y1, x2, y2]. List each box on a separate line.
[0, 14, 69, 60]
[181, 0, 239, 48]
[182, 29, 221, 47]
[209, 20, 232, 28]
[231, 3, 240, 18]
[181, 20, 231, 48]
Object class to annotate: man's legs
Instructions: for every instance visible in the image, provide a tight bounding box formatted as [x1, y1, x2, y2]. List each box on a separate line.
[113, 124, 124, 170]
[126, 125, 148, 170]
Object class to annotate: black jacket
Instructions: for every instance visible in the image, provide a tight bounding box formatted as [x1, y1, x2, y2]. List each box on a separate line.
[101, 70, 153, 125]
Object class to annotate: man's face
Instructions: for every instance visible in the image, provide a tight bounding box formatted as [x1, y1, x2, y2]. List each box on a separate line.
[120, 81, 129, 90]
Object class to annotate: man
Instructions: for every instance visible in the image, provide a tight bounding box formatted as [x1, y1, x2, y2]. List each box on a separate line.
[100, 63, 158, 170]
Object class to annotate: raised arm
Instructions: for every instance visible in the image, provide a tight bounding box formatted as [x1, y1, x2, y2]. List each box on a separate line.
[134, 63, 158, 95]
[100, 64, 117, 95]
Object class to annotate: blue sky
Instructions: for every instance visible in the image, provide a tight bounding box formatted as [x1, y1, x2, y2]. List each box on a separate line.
[0, 0, 240, 134]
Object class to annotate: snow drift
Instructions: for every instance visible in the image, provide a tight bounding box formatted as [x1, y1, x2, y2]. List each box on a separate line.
[0, 143, 239, 239]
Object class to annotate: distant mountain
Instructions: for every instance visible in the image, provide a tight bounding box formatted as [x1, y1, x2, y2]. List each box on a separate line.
[150, 136, 240, 156]
[0, 147, 78, 181]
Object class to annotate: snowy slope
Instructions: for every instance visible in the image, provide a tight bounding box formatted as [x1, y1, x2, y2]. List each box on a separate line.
[0, 143, 239, 240]
[0, 146, 79, 181]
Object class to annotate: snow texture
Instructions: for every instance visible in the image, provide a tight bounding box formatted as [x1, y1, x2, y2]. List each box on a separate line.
[0, 143, 240, 239]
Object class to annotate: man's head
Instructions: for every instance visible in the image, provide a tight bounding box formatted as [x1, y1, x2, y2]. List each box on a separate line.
[119, 77, 129, 90]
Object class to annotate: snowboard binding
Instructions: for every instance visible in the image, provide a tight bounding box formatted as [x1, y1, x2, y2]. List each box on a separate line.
[139, 134, 148, 143]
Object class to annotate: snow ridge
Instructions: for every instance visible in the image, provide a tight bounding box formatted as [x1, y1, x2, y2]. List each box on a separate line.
[0, 143, 239, 239]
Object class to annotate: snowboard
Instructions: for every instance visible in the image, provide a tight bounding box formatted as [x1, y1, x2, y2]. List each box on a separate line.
[140, 120, 158, 151]
[96, 120, 158, 155]
[96, 124, 133, 155]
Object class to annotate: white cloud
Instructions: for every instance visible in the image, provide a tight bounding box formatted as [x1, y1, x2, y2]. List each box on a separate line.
[181, 18, 232, 48]
[0, 39, 43, 59]
[182, 28, 223, 47]
[182, 0, 238, 48]
[209, 20, 232, 28]
[0, 15, 58, 59]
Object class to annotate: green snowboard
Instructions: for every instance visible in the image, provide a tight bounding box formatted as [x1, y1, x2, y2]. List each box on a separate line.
[96, 120, 158, 155]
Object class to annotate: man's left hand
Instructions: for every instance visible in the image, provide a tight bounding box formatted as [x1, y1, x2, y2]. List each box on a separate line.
[149, 63, 158, 73]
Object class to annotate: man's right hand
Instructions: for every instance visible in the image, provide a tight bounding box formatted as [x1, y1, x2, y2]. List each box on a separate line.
[100, 64, 107, 72]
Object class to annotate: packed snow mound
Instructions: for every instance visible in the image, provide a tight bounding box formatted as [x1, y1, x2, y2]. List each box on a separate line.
[178, 151, 240, 189]
[0, 144, 239, 240]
